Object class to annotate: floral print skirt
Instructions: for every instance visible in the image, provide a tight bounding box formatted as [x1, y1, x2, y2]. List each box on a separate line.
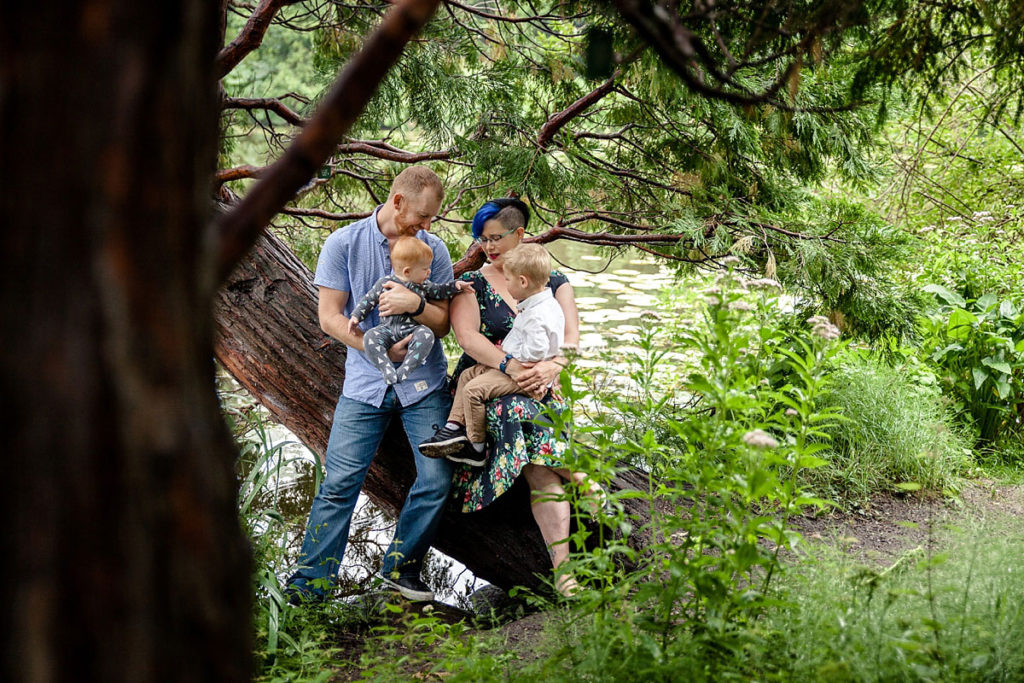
[450, 392, 567, 513]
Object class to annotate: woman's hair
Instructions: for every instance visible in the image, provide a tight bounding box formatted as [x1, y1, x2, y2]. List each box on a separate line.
[390, 236, 433, 271]
[501, 243, 550, 286]
[470, 197, 530, 238]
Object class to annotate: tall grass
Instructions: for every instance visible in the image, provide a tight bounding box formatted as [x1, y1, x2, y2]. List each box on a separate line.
[756, 516, 1024, 681]
[811, 353, 972, 502]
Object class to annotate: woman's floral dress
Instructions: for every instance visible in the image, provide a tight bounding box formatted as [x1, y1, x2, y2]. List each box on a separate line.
[449, 269, 569, 513]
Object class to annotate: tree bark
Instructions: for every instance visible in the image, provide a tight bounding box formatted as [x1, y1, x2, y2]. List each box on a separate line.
[213, 230, 651, 591]
[1, 3, 249, 681]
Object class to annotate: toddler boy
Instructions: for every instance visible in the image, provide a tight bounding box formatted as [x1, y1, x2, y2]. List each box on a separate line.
[419, 243, 564, 466]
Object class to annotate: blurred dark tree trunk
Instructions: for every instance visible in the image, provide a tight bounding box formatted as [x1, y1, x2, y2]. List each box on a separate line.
[0, 3, 250, 681]
[214, 230, 652, 591]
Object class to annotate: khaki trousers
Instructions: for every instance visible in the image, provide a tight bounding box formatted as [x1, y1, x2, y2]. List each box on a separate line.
[449, 363, 522, 443]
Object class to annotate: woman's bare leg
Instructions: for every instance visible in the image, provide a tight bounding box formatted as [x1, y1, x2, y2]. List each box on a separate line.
[522, 464, 578, 596]
[551, 467, 608, 514]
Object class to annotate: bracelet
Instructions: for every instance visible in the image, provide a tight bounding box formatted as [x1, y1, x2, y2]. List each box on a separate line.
[498, 353, 514, 374]
[411, 295, 426, 317]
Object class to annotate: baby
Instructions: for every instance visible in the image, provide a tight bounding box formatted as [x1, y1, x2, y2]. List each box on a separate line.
[349, 236, 470, 385]
[419, 243, 564, 466]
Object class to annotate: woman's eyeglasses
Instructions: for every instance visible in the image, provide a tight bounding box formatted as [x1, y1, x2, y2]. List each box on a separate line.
[474, 226, 518, 245]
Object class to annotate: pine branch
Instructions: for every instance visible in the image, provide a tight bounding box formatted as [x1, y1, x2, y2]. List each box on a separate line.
[214, 0, 442, 282]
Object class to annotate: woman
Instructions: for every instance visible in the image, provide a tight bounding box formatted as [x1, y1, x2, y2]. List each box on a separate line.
[449, 198, 595, 596]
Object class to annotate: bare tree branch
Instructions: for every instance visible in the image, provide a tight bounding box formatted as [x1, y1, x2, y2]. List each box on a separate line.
[217, 0, 302, 79]
[537, 70, 621, 149]
[214, 0, 442, 281]
[222, 96, 307, 126]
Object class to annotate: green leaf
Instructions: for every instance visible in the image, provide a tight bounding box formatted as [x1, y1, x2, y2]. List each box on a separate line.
[999, 300, 1017, 319]
[972, 367, 988, 390]
[976, 293, 998, 312]
[947, 308, 978, 339]
[981, 357, 1013, 375]
[923, 284, 965, 308]
[895, 482, 921, 492]
[995, 379, 1011, 400]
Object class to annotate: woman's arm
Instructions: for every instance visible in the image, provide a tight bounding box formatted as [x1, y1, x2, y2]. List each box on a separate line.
[516, 281, 580, 392]
[450, 289, 510, 371]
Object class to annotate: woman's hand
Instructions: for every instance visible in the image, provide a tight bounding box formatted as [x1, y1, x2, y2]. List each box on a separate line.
[515, 359, 562, 397]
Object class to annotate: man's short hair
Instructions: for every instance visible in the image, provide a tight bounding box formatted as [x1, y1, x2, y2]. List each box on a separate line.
[389, 166, 444, 202]
[391, 236, 433, 271]
[501, 243, 551, 286]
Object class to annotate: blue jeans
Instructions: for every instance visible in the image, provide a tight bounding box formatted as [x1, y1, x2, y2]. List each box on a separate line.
[288, 386, 454, 598]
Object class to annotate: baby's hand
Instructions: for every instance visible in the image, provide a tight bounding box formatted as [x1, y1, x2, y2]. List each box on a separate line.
[455, 280, 473, 293]
[347, 316, 360, 335]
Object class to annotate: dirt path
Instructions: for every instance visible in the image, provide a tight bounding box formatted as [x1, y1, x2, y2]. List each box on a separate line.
[788, 479, 1024, 564]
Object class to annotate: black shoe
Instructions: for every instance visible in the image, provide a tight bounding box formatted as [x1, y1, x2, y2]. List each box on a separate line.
[379, 574, 434, 602]
[447, 441, 486, 467]
[284, 584, 325, 607]
[418, 423, 469, 458]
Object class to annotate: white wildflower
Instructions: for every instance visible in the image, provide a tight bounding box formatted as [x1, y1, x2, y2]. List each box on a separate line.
[743, 429, 779, 449]
[729, 301, 754, 312]
[806, 315, 830, 326]
[785, 408, 798, 417]
[749, 278, 783, 290]
[812, 321, 841, 340]
[705, 295, 721, 306]
[720, 255, 741, 266]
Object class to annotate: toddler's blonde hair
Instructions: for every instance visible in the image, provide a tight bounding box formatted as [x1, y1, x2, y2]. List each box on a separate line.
[391, 236, 433, 272]
[501, 243, 551, 287]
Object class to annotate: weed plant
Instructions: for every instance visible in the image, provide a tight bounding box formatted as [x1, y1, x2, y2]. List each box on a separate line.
[810, 351, 972, 503]
[531, 263, 841, 676]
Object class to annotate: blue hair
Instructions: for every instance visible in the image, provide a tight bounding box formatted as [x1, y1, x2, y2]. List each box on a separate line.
[470, 197, 530, 238]
[470, 201, 502, 238]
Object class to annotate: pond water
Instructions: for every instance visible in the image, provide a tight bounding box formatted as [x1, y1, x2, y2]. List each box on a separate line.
[237, 243, 680, 603]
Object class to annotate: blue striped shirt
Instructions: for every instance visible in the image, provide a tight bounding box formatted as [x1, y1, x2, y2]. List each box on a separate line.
[314, 206, 454, 407]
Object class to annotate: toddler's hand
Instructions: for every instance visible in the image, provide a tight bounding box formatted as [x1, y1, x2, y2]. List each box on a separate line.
[347, 316, 359, 335]
[455, 280, 473, 293]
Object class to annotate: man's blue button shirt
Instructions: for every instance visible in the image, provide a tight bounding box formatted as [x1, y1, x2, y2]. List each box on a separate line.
[314, 206, 454, 408]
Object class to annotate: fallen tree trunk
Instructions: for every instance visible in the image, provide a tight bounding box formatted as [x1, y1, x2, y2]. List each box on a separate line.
[214, 230, 650, 591]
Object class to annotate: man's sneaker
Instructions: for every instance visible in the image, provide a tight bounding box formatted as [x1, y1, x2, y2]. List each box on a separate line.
[446, 441, 486, 467]
[379, 574, 434, 602]
[418, 423, 469, 458]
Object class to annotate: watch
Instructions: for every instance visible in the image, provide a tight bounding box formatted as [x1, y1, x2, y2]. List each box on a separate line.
[498, 353, 514, 374]
[411, 294, 426, 317]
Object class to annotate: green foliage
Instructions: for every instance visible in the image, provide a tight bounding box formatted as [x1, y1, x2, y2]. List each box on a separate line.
[810, 350, 971, 502]
[530, 264, 841, 674]
[755, 520, 1024, 681]
[920, 286, 1024, 444]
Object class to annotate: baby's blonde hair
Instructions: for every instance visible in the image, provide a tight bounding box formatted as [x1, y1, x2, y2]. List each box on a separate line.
[391, 236, 433, 271]
[501, 243, 551, 287]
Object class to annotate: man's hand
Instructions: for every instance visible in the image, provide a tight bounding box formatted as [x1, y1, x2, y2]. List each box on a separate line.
[387, 334, 413, 363]
[379, 280, 421, 317]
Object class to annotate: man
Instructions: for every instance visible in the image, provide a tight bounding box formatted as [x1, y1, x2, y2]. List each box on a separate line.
[287, 166, 455, 602]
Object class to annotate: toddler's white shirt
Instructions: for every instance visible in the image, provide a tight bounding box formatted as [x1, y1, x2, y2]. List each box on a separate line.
[501, 289, 565, 362]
